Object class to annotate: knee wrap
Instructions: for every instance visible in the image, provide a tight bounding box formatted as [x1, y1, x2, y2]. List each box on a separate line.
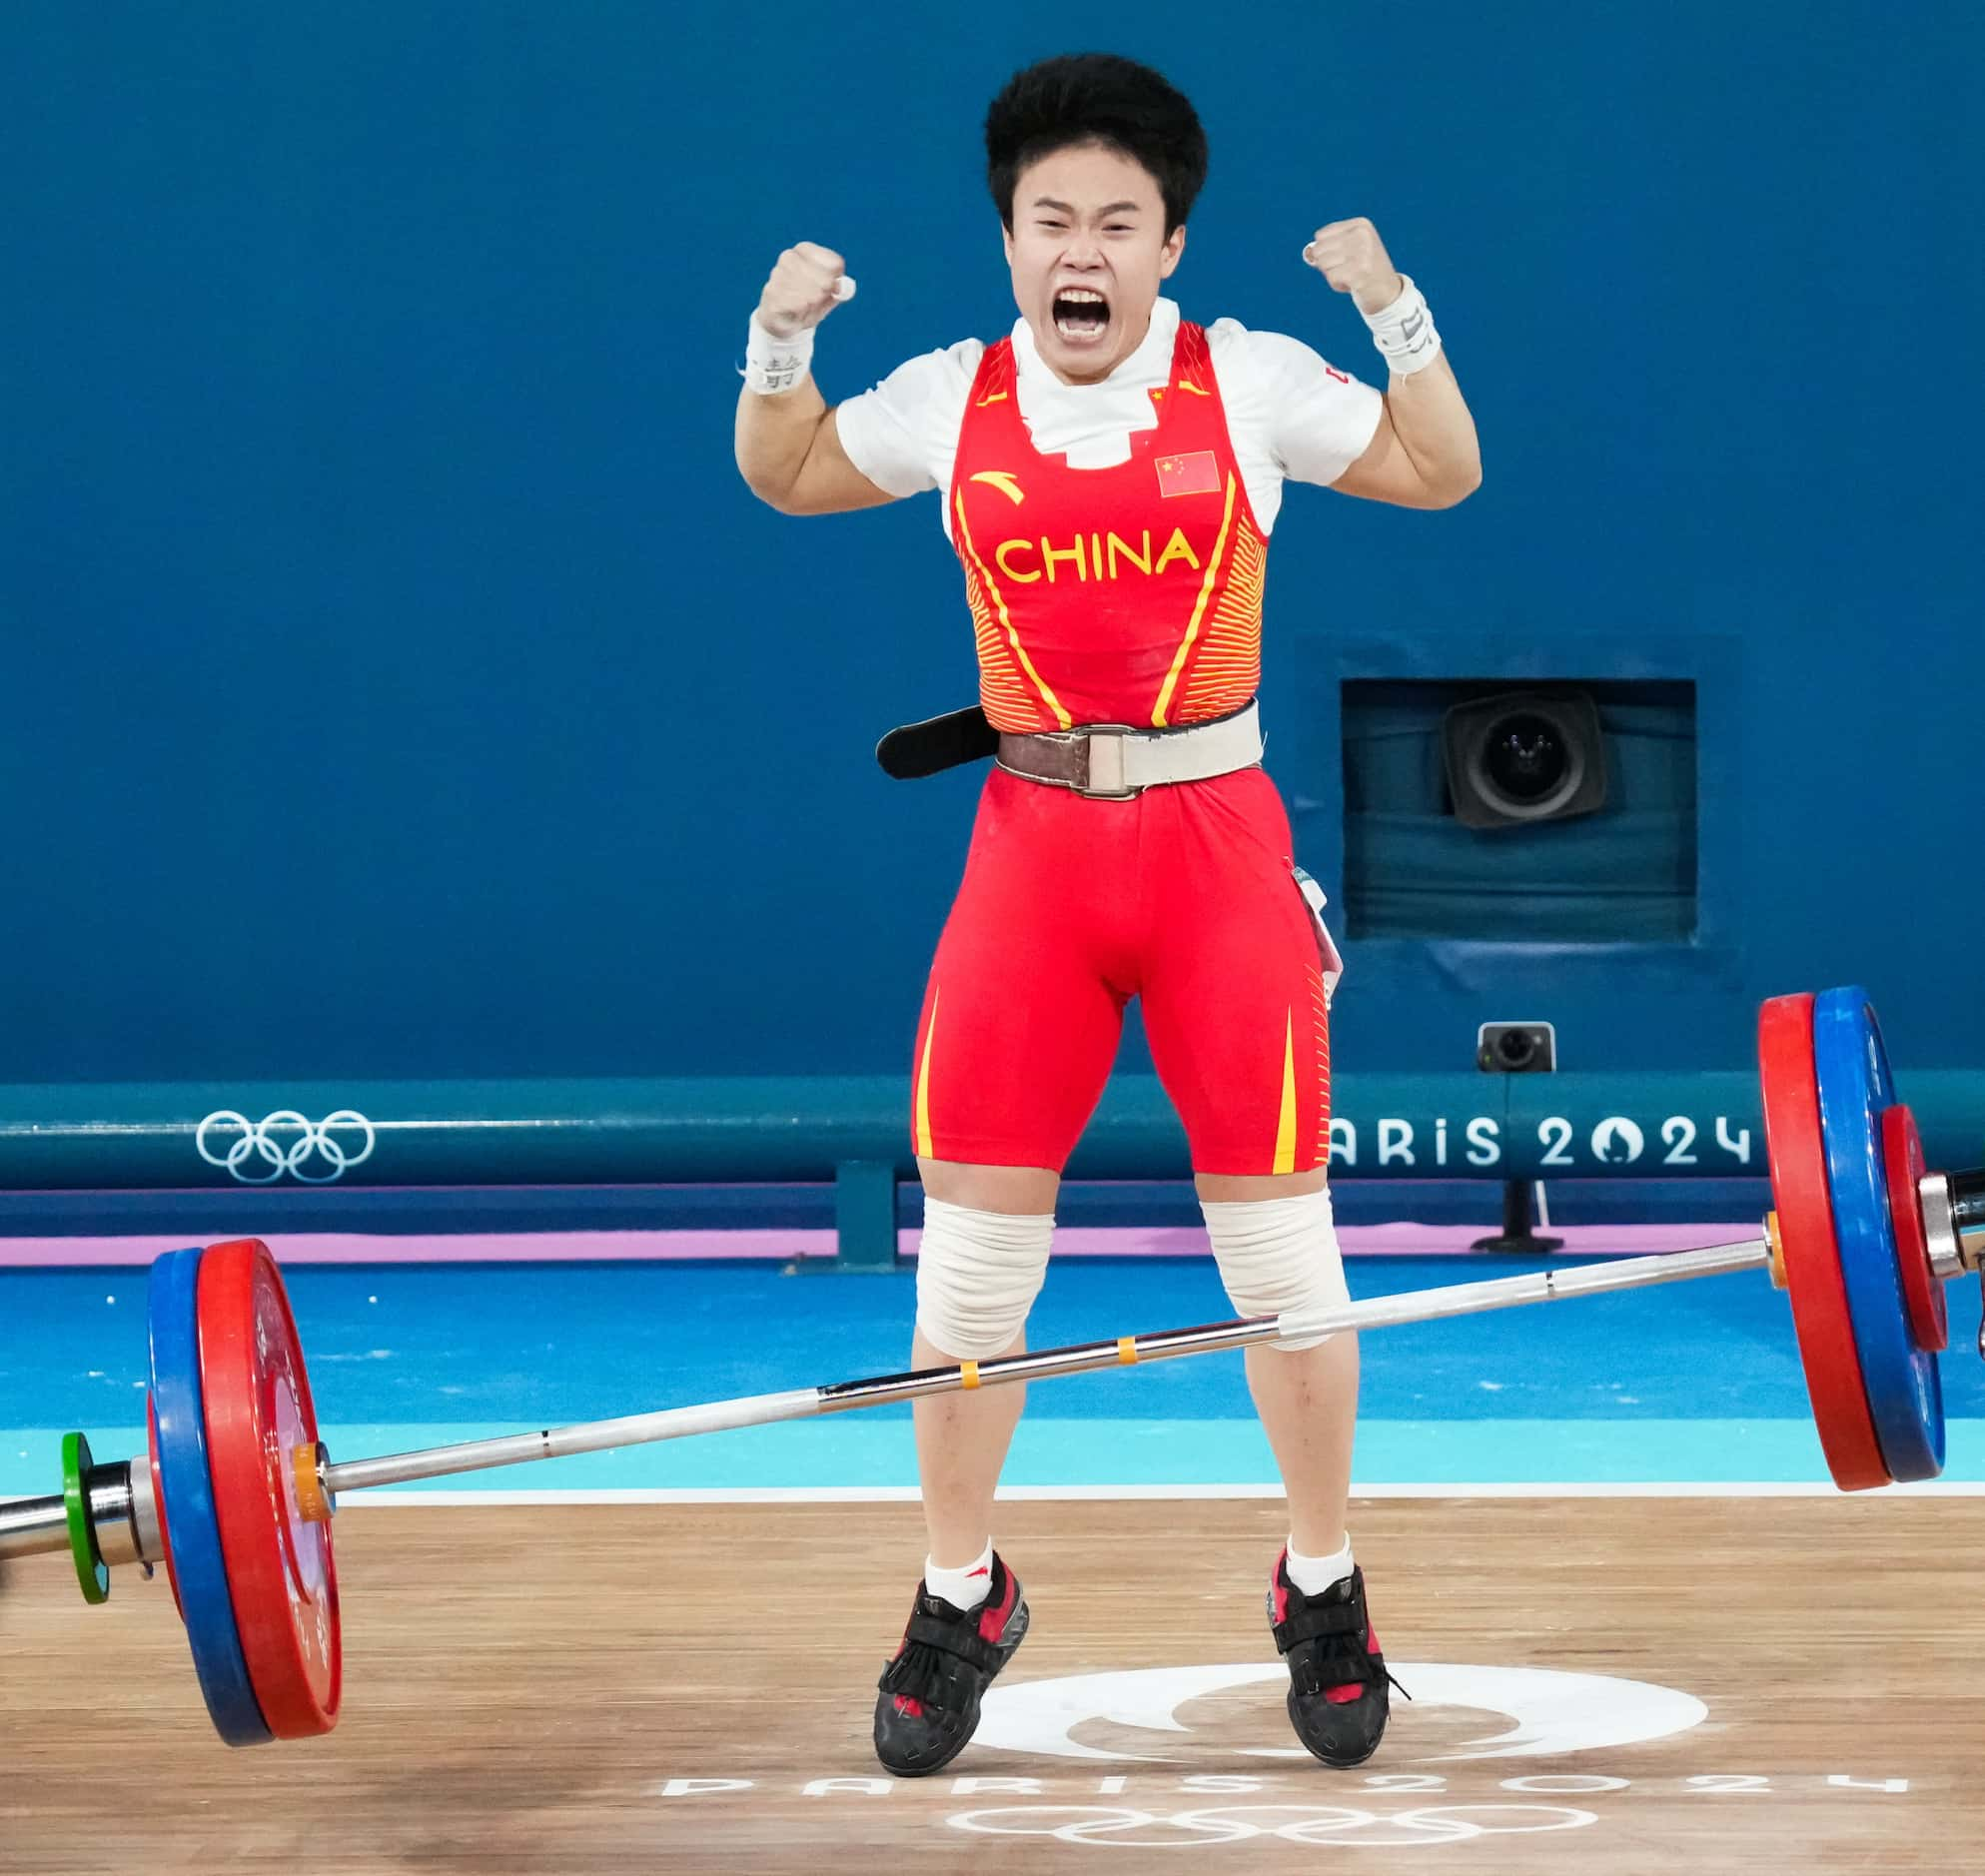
[1202, 1187, 1349, 1351]
[914, 1196, 1055, 1359]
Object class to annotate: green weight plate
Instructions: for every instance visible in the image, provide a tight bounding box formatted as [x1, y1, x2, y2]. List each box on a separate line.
[61, 1431, 110, 1605]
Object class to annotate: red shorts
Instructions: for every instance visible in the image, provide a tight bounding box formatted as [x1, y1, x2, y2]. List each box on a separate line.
[909, 765, 1332, 1176]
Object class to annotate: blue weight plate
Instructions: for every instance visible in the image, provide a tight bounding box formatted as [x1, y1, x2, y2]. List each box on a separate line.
[149, 1247, 274, 1745]
[1811, 988, 1944, 1480]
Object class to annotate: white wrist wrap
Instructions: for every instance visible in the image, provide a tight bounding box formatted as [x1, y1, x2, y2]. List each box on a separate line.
[740, 314, 815, 397]
[1362, 274, 1442, 376]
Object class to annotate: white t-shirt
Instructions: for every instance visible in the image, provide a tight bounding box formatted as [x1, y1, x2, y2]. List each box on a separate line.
[834, 296, 1384, 542]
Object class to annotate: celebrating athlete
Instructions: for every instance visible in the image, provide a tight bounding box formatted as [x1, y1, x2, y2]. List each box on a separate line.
[734, 53, 1481, 1776]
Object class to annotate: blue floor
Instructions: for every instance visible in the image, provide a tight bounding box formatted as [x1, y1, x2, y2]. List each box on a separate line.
[4, 1255, 1981, 1495]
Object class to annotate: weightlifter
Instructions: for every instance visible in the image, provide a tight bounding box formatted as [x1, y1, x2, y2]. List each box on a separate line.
[734, 53, 1481, 1775]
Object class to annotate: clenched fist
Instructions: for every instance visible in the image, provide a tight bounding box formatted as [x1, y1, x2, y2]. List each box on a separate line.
[1301, 219, 1404, 317]
[755, 242, 858, 339]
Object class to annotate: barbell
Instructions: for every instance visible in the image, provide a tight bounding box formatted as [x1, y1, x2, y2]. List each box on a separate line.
[2, 985, 1981, 1747]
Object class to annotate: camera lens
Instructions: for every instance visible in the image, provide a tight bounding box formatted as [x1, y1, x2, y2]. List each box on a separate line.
[1484, 713, 1568, 802]
[1460, 703, 1588, 821]
[1494, 1028, 1537, 1070]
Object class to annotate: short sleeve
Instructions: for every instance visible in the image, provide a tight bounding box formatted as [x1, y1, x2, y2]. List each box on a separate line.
[1238, 328, 1386, 489]
[833, 340, 983, 499]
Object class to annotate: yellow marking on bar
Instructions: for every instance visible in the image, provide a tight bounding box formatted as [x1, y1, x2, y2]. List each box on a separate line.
[914, 987, 940, 1158]
[1272, 1010, 1298, 1175]
[1117, 1337, 1139, 1365]
[1150, 472, 1238, 727]
[960, 1361, 981, 1390]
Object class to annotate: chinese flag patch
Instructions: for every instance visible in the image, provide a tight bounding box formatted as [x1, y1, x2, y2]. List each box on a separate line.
[1154, 450, 1221, 497]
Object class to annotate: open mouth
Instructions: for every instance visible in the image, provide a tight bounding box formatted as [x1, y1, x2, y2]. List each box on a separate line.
[1051, 288, 1111, 345]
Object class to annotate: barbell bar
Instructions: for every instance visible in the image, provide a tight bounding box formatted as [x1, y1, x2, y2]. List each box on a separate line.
[0, 1237, 1783, 1560]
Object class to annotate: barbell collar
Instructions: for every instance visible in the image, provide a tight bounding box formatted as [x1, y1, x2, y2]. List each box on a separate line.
[84, 1463, 143, 1569]
[1920, 1173, 1965, 1281]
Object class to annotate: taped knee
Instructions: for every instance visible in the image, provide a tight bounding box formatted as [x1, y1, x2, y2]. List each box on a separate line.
[1202, 1187, 1349, 1352]
[914, 1196, 1055, 1359]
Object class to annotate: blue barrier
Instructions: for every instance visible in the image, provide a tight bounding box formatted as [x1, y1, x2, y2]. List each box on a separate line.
[2, 1071, 1980, 1265]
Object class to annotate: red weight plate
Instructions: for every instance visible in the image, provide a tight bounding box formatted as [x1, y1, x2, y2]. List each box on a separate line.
[1757, 994, 1889, 1489]
[147, 1399, 184, 1619]
[196, 1240, 342, 1738]
[1882, 1104, 1948, 1354]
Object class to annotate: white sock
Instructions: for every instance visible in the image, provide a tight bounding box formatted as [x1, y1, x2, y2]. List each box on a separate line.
[924, 1537, 995, 1611]
[1285, 1534, 1355, 1596]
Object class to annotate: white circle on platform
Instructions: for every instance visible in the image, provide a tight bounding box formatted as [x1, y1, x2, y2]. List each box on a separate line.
[974, 1660, 1706, 1764]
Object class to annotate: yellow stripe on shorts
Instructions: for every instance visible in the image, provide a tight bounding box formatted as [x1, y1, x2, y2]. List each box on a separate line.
[914, 987, 940, 1159]
[1272, 1010, 1299, 1175]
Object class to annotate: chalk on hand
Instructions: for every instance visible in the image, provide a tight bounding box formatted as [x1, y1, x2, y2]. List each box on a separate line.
[1301, 243, 1317, 267]
[833, 276, 858, 303]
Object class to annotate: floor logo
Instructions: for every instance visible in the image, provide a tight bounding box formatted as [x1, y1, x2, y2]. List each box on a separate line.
[654, 1661, 1907, 1853]
[946, 1801, 1599, 1847]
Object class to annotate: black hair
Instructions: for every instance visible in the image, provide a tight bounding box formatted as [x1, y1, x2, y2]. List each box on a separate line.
[985, 54, 1208, 237]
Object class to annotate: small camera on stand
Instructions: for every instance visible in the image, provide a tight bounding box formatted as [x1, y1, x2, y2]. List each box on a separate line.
[1473, 1020, 1562, 1253]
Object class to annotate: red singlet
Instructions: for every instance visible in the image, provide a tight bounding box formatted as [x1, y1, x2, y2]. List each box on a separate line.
[910, 318, 1332, 1176]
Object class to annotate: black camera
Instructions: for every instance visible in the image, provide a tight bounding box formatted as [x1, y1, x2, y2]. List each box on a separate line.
[1473, 1019, 1563, 1251]
[1443, 689, 1608, 830]
[1477, 1021, 1557, 1074]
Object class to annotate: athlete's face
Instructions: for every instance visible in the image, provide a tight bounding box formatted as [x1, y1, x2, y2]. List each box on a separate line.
[1002, 141, 1185, 387]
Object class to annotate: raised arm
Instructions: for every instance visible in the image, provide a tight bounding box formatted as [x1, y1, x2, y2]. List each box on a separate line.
[1303, 218, 1483, 510]
[734, 242, 899, 516]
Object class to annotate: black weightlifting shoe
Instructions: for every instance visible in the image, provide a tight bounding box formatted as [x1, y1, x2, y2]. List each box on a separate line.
[873, 1552, 1030, 1777]
[1268, 1552, 1403, 1767]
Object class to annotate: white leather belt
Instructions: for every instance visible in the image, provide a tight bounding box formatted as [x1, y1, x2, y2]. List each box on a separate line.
[995, 700, 1263, 801]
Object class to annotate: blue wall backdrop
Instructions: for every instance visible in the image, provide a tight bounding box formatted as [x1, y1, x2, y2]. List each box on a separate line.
[2, 1, 1978, 1088]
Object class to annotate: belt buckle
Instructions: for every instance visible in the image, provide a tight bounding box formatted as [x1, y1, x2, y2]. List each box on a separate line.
[1077, 724, 1140, 800]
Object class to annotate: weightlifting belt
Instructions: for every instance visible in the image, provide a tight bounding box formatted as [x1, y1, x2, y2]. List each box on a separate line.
[995, 699, 1263, 801]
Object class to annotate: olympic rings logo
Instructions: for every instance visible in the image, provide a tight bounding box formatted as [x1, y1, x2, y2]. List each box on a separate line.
[947, 1802, 1597, 1848]
[196, 1110, 377, 1185]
